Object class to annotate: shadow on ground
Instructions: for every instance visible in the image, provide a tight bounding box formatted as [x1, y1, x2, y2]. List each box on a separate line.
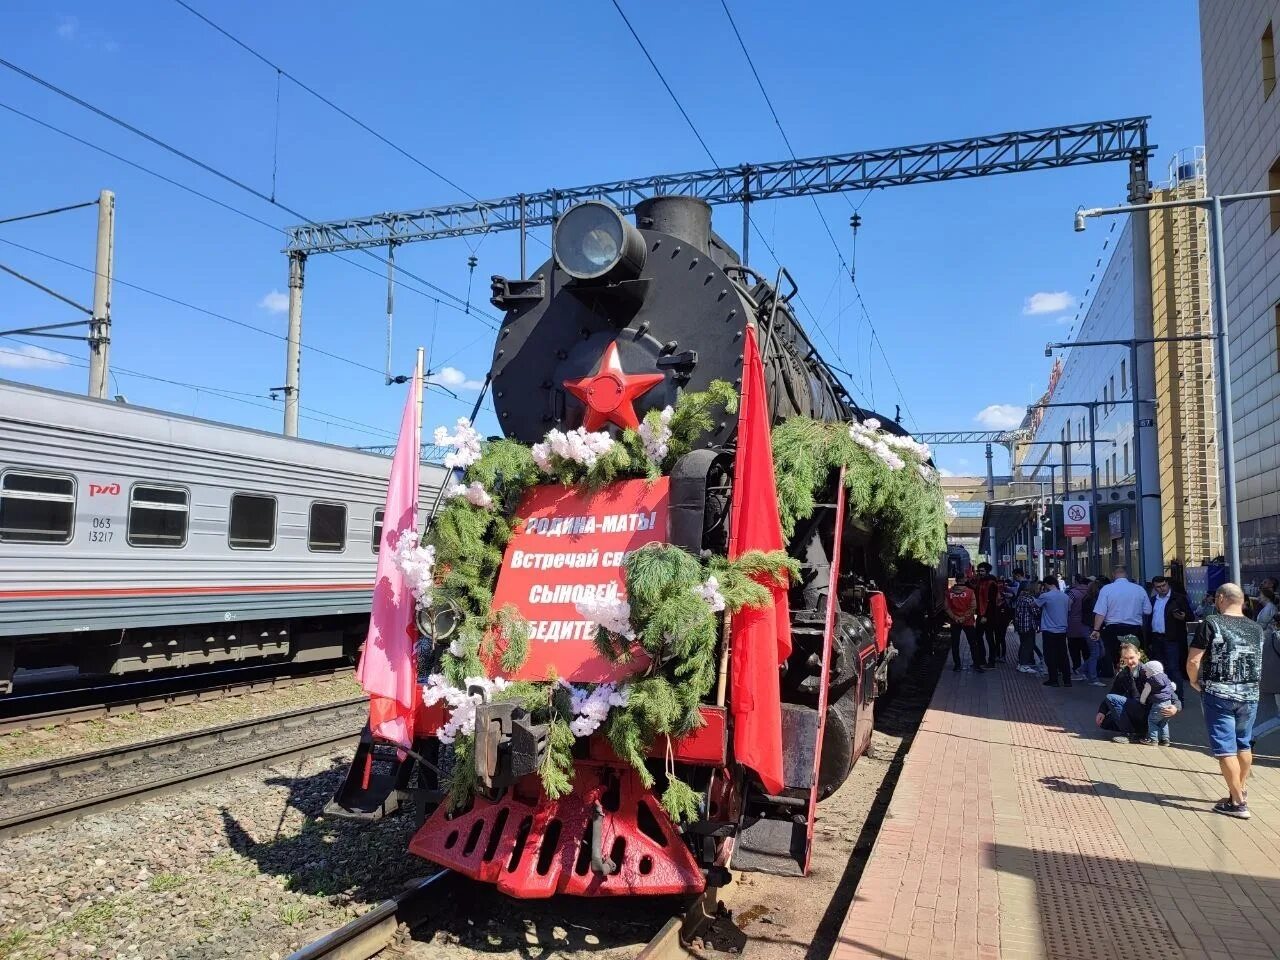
[220, 759, 675, 956]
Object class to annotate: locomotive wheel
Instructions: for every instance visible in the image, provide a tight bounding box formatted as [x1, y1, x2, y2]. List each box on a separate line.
[817, 685, 861, 800]
[797, 613, 872, 705]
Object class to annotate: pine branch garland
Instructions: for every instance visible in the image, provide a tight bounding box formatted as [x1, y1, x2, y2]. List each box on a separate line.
[661, 775, 703, 823]
[417, 388, 941, 822]
[540, 717, 576, 799]
[772, 416, 947, 570]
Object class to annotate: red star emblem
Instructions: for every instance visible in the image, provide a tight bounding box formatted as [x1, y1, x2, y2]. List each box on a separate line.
[563, 341, 663, 431]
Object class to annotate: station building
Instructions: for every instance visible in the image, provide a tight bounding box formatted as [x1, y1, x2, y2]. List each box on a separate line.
[1199, 0, 1280, 588]
[1013, 154, 1220, 582]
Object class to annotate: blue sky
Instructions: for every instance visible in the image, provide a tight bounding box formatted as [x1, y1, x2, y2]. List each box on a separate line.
[1, 1, 1205, 474]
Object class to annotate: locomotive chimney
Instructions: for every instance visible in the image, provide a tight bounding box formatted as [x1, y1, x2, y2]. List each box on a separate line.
[635, 196, 711, 254]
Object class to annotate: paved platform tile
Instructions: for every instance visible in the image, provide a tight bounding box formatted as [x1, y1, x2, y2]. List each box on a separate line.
[832, 653, 1280, 960]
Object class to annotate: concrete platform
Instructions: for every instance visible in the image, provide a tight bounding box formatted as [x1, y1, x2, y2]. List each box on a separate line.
[834, 658, 1280, 960]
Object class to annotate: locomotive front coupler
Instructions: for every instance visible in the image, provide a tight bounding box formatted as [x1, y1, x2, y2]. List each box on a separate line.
[472, 695, 549, 797]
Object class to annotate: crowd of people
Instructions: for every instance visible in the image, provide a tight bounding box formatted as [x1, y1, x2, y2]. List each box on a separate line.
[944, 564, 1280, 820]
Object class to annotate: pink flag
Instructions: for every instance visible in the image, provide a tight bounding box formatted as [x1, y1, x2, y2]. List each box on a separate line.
[355, 370, 421, 747]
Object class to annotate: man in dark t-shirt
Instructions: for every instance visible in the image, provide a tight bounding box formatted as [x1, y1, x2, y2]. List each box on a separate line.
[1188, 582, 1265, 820]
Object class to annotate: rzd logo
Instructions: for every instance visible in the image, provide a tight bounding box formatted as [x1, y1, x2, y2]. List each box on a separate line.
[89, 483, 121, 497]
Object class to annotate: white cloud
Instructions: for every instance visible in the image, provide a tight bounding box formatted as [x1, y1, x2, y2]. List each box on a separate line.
[0, 344, 67, 370]
[974, 403, 1025, 430]
[56, 15, 78, 38]
[1023, 291, 1074, 315]
[936, 466, 956, 477]
[427, 366, 484, 390]
[259, 290, 289, 314]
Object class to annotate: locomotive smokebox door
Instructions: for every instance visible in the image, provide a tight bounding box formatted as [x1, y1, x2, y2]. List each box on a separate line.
[488, 197, 744, 446]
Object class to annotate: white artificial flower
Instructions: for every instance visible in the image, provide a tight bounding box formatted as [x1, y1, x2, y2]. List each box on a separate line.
[575, 595, 634, 639]
[692, 576, 726, 612]
[530, 441, 553, 472]
[558, 679, 630, 739]
[433, 417, 483, 470]
[638, 406, 675, 464]
[446, 480, 494, 509]
[533, 426, 615, 473]
[944, 498, 959, 521]
[420, 674, 510, 745]
[391, 529, 435, 607]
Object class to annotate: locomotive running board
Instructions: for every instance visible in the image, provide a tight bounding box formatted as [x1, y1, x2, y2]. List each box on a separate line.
[733, 468, 847, 878]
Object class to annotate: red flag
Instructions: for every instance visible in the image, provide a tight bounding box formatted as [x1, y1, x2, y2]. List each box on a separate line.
[355, 369, 421, 748]
[727, 325, 790, 795]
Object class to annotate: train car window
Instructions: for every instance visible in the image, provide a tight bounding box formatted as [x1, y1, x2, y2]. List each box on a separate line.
[0, 471, 75, 543]
[228, 493, 277, 549]
[371, 508, 384, 553]
[128, 485, 189, 547]
[308, 502, 346, 552]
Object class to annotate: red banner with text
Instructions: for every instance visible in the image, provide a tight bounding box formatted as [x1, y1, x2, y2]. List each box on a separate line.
[491, 478, 669, 683]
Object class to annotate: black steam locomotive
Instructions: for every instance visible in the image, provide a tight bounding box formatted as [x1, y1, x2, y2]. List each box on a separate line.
[334, 196, 941, 895]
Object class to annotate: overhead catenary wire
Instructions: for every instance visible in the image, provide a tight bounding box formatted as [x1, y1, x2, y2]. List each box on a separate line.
[0, 56, 500, 329]
[717, 0, 916, 424]
[0, 100, 494, 330]
[0, 235, 478, 408]
[169, 0, 478, 206]
[167, 0, 527, 255]
[0, 199, 98, 226]
[0, 338, 401, 441]
[609, 0, 878, 407]
[717, 0, 850, 273]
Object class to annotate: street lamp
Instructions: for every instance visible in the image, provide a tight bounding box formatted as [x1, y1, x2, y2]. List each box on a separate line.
[1075, 188, 1280, 585]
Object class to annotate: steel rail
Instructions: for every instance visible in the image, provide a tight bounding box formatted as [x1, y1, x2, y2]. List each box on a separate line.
[0, 664, 354, 735]
[286, 872, 693, 960]
[283, 870, 452, 960]
[0, 698, 366, 839]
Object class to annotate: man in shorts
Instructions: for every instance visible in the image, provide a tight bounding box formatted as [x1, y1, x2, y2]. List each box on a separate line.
[1188, 583, 1266, 820]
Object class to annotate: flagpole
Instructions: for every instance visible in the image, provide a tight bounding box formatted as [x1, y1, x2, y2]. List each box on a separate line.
[414, 346, 425, 457]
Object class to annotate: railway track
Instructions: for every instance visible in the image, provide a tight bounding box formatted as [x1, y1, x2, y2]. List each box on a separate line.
[0, 662, 354, 734]
[0, 697, 367, 839]
[284, 869, 711, 960]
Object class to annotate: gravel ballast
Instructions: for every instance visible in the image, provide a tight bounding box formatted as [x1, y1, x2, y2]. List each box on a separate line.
[0, 635, 945, 960]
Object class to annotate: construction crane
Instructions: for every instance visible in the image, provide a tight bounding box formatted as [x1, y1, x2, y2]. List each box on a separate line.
[277, 117, 1153, 436]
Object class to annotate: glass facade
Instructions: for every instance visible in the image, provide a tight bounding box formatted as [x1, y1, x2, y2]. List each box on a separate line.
[1018, 220, 1140, 577]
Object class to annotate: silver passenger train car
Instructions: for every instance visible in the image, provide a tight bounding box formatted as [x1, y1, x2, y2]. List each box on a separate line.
[0, 379, 446, 694]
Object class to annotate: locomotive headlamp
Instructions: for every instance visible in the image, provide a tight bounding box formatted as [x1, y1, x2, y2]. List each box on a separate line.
[554, 201, 647, 282]
[415, 598, 460, 643]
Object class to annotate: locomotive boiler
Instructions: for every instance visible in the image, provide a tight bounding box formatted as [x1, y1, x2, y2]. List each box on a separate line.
[331, 196, 938, 900]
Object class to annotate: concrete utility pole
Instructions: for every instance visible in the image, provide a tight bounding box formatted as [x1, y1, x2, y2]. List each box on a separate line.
[283, 251, 306, 437]
[87, 189, 115, 399]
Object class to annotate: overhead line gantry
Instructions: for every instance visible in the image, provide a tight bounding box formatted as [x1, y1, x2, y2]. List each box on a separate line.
[280, 117, 1153, 435]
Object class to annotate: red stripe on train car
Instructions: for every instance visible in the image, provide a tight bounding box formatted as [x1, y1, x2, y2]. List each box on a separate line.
[0, 583, 373, 600]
